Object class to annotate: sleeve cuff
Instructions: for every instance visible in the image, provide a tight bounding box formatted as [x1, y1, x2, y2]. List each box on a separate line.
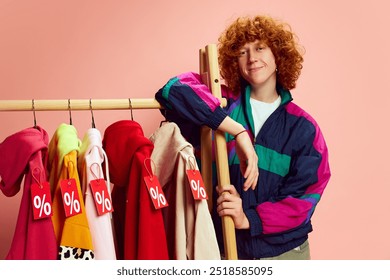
[245, 208, 263, 237]
[204, 106, 228, 130]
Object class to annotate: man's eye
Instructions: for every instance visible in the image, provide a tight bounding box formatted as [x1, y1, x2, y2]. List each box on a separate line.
[238, 50, 247, 56]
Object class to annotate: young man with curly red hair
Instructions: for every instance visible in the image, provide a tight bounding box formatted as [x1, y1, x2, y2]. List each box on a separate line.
[156, 15, 331, 260]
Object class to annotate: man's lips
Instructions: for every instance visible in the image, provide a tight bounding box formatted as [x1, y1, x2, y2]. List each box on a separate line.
[248, 66, 264, 72]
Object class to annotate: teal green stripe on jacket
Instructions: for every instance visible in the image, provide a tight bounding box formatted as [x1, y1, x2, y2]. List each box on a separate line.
[229, 144, 291, 177]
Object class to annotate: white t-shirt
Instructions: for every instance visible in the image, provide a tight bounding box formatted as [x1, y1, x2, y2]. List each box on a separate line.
[250, 95, 281, 136]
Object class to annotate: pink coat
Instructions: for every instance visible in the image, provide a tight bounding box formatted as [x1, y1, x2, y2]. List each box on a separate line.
[0, 126, 57, 259]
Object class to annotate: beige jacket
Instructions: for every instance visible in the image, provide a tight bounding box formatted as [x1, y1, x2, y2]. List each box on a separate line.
[150, 123, 220, 260]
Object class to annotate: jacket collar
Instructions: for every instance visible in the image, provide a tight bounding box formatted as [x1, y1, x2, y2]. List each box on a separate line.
[243, 84, 293, 136]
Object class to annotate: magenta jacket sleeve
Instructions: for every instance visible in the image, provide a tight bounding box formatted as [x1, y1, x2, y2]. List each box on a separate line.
[155, 72, 228, 129]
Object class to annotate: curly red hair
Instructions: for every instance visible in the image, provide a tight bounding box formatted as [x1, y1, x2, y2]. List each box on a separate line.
[218, 15, 304, 93]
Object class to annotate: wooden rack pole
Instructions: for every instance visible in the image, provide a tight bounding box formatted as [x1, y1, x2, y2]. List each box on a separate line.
[199, 49, 214, 213]
[201, 44, 238, 260]
[0, 98, 162, 111]
[0, 98, 226, 112]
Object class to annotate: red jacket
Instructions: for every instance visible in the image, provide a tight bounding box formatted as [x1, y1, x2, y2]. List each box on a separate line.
[0, 126, 57, 259]
[103, 120, 168, 260]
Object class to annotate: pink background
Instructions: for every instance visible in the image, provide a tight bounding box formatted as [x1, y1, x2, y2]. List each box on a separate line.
[0, 0, 389, 260]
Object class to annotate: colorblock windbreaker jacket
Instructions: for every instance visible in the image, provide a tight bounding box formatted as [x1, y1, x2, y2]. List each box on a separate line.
[155, 72, 331, 259]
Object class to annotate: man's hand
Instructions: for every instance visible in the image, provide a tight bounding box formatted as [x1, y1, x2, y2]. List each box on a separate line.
[216, 184, 249, 229]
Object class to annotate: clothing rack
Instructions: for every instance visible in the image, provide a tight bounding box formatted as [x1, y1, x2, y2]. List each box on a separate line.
[0, 98, 162, 111]
[0, 44, 238, 260]
[199, 45, 237, 260]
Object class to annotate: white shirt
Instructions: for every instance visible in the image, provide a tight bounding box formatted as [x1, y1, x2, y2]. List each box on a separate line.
[250, 95, 281, 136]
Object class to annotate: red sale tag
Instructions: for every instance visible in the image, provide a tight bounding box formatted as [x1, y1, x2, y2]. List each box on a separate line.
[186, 169, 208, 200]
[90, 179, 113, 215]
[30, 181, 53, 220]
[144, 175, 168, 210]
[60, 178, 82, 217]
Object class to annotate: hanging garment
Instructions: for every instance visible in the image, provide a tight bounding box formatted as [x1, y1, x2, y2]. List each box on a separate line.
[78, 128, 116, 260]
[103, 120, 169, 260]
[150, 122, 220, 260]
[0, 126, 57, 260]
[48, 123, 94, 260]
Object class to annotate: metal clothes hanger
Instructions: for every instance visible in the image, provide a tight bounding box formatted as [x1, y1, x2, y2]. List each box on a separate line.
[128, 98, 134, 121]
[32, 99, 37, 128]
[89, 98, 96, 128]
[68, 99, 73, 125]
[159, 109, 168, 127]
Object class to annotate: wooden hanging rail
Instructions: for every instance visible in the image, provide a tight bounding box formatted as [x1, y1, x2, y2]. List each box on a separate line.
[0, 98, 226, 111]
[0, 98, 162, 111]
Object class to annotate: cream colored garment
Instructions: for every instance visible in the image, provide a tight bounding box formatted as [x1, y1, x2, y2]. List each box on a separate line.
[150, 123, 220, 260]
[78, 128, 117, 260]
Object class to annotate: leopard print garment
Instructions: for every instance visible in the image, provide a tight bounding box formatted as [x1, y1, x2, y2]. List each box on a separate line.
[58, 246, 94, 260]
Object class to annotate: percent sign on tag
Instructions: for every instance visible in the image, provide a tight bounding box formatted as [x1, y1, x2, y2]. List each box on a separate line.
[30, 182, 53, 220]
[186, 169, 208, 200]
[144, 175, 168, 210]
[60, 178, 82, 217]
[90, 179, 113, 215]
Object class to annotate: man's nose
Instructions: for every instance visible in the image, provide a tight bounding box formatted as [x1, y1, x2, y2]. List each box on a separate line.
[248, 50, 258, 63]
